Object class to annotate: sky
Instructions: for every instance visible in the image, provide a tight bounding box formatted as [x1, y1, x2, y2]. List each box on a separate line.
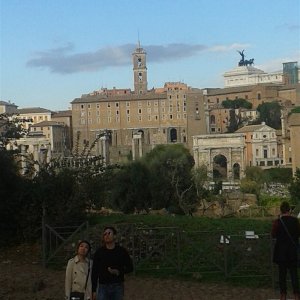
[1, 0, 300, 111]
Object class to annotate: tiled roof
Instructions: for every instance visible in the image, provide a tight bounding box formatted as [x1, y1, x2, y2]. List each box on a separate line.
[71, 92, 167, 104]
[235, 124, 272, 132]
[16, 107, 52, 114]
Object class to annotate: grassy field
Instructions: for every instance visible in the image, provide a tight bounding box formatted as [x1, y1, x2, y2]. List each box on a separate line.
[88, 213, 273, 235]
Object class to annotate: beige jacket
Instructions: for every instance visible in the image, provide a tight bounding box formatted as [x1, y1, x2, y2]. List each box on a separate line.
[65, 255, 92, 300]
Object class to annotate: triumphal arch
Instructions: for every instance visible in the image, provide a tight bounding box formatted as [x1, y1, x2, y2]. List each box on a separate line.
[193, 133, 246, 181]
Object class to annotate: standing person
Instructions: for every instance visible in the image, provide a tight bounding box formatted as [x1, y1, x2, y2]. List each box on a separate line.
[65, 240, 92, 300]
[272, 201, 300, 300]
[91, 226, 133, 300]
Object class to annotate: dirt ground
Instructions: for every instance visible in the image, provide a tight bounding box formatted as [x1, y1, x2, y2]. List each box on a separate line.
[0, 244, 286, 300]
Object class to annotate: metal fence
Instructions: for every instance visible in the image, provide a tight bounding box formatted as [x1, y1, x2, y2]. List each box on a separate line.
[43, 222, 274, 284]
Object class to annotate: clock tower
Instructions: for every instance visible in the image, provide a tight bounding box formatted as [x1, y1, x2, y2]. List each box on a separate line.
[132, 43, 148, 94]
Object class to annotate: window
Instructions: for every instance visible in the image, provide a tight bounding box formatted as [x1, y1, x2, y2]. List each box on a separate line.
[138, 108, 142, 114]
[107, 103, 111, 108]
[256, 149, 259, 156]
[97, 117, 100, 123]
[148, 115, 151, 121]
[257, 93, 261, 100]
[88, 104, 91, 109]
[88, 119, 92, 124]
[81, 104, 84, 109]
[170, 114, 173, 120]
[80, 118, 85, 125]
[96, 103, 100, 109]
[138, 115, 142, 121]
[126, 102, 130, 107]
[127, 116, 130, 122]
[127, 109, 130, 115]
[115, 102, 119, 107]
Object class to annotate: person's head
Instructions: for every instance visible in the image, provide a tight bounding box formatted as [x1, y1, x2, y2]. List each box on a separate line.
[102, 226, 117, 246]
[76, 240, 91, 257]
[280, 201, 291, 214]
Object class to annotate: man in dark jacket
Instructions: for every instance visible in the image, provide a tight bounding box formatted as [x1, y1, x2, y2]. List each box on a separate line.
[91, 226, 133, 300]
[272, 201, 300, 300]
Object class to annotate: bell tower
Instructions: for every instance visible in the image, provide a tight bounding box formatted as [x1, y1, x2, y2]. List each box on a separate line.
[132, 43, 148, 94]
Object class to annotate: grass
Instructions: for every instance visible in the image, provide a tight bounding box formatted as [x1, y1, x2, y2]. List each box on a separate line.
[88, 213, 272, 235]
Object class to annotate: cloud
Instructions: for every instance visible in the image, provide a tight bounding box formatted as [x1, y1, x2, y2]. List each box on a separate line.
[208, 43, 250, 52]
[256, 51, 300, 72]
[26, 42, 249, 74]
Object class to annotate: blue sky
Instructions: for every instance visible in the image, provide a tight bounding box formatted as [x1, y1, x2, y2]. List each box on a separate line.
[1, 0, 300, 111]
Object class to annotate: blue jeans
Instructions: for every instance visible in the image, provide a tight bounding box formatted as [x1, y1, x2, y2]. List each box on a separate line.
[97, 283, 124, 300]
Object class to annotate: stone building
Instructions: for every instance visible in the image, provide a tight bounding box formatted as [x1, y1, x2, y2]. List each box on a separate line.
[204, 83, 299, 134]
[0, 100, 18, 114]
[70, 45, 207, 162]
[287, 113, 300, 175]
[15, 107, 53, 130]
[51, 110, 73, 151]
[193, 133, 246, 182]
[235, 123, 280, 169]
[29, 121, 70, 155]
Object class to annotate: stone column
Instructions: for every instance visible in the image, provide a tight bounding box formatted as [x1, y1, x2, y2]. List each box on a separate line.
[100, 135, 110, 165]
[138, 137, 143, 158]
[21, 144, 27, 175]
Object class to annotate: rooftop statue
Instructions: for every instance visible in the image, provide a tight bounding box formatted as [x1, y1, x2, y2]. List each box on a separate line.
[237, 50, 254, 66]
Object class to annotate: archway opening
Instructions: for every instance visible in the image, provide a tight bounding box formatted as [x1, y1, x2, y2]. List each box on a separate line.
[213, 154, 227, 180]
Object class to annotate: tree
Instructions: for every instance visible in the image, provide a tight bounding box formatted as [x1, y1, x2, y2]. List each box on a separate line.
[227, 109, 239, 133]
[0, 113, 28, 149]
[110, 161, 151, 213]
[257, 101, 282, 129]
[0, 150, 32, 245]
[222, 98, 252, 109]
[143, 144, 195, 214]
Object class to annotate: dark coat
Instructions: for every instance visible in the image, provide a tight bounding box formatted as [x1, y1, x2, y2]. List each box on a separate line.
[272, 215, 300, 265]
